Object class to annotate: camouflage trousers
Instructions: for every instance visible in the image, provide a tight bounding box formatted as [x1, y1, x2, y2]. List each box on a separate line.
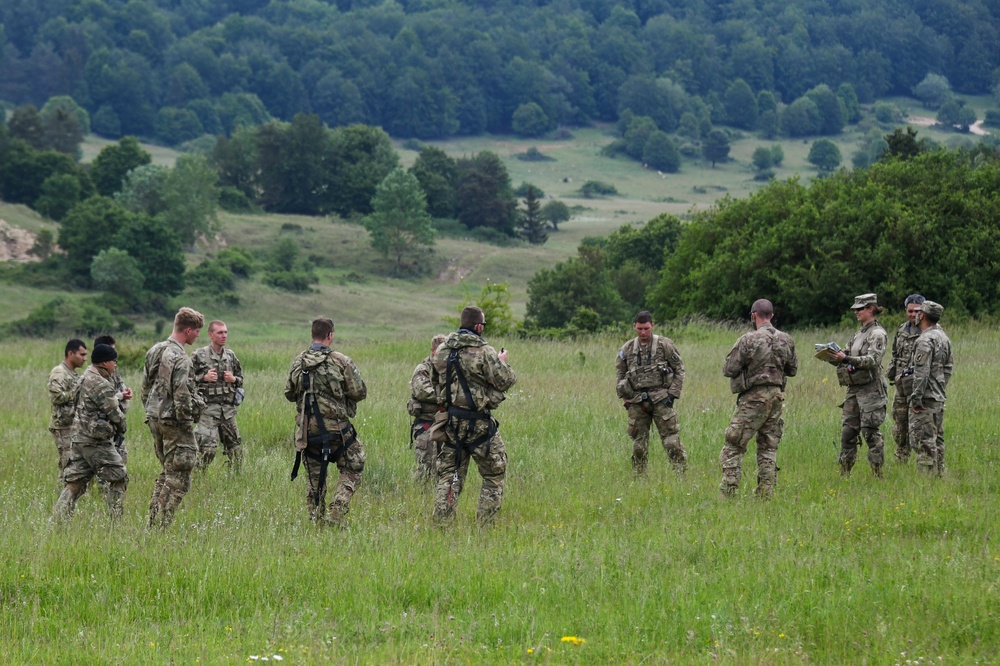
[50, 428, 72, 473]
[147, 418, 198, 528]
[890, 380, 913, 462]
[411, 418, 438, 485]
[909, 400, 946, 476]
[839, 393, 886, 476]
[53, 440, 128, 522]
[195, 402, 243, 472]
[720, 385, 784, 498]
[302, 427, 366, 526]
[627, 401, 686, 473]
[97, 437, 128, 499]
[434, 417, 506, 526]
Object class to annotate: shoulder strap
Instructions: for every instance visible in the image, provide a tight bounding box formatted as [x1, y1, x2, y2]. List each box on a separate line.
[446, 348, 477, 410]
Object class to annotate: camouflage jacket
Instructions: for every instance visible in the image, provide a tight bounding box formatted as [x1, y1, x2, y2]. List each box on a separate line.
[408, 356, 437, 419]
[723, 323, 798, 394]
[886, 321, 921, 384]
[909, 325, 954, 407]
[110, 369, 130, 413]
[431, 330, 516, 413]
[615, 334, 684, 402]
[285, 345, 367, 423]
[48, 361, 81, 430]
[141, 338, 199, 423]
[837, 320, 888, 393]
[192, 345, 244, 405]
[72, 364, 126, 445]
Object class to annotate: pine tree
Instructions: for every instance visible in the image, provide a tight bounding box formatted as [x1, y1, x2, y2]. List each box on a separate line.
[518, 185, 548, 245]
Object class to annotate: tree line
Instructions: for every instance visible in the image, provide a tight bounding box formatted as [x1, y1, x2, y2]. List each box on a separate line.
[1, 0, 998, 146]
[525, 135, 1000, 332]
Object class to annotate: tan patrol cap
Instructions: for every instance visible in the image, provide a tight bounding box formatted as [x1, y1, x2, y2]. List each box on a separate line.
[919, 300, 944, 319]
[850, 293, 878, 309]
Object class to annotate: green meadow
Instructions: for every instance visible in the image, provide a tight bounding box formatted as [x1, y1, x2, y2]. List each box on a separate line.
[1, 320, 997, 664]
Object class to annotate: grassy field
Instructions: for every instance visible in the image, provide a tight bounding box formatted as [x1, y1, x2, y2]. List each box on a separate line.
[2, 320, 998, 664]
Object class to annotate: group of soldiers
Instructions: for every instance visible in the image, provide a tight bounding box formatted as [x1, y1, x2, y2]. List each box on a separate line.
[613, 294, 953, 499]
[45, 293, 953, 528]
[48, 308, 245, 526]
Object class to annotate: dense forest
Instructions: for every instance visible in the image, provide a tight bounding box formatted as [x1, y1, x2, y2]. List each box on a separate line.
[1, 0, 998, 144]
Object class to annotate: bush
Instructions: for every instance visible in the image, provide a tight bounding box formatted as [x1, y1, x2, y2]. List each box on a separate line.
[579, 180, 618, 198]
[516, 147, 555, 162]
[5, 297, 131, 337]
[217, 186, 257, 213]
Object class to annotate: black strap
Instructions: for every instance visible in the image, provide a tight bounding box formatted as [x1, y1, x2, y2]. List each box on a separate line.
[443, 349, 496, 476]
[410, 417, 433, 446]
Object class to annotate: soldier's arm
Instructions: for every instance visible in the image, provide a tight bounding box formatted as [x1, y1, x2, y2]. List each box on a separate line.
[232, 352, 244, 388]
[171, 355, 196, 424]
[341, 356, 368, 403]
[722, 338, 745, 378]
[785, 337, 799, 378]
[190, 349, 209, 382]
[95, 380, 126, 434]
[48, 370, 79, 406]
[284, 360, 301, 403]
[483, 348, 516, 392]
[664, 340, 684, 397]
[410, 362, 436, 403]
[886, 329, 901, 380]
[846, 329, 887, 370]
[943, 341, 954, 383]
[908, 338, 931, 407]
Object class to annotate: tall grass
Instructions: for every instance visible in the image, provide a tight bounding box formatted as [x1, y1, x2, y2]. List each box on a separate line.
[1, 321, 997, 664]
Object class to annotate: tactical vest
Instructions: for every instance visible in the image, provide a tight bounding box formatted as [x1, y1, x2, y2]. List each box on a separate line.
[627, 335, 673, 391]
[200, 349, 238, 404]
[837, 322, 884, 387]
[729, 327, 787, 394]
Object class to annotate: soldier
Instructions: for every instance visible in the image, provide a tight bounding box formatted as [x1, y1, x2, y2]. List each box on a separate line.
[615, 311, 686, 474]
[285, 317, 367, 526]
[142, 307, 204, 528]
[908, 301, 954, 476]
[192, 320, 245, 472]
[47, 339, 87, 472]
[408, 334, 448, 485]
[52, 344, 128, 522]
[430, 306, 516, 526]
[886, 294, 925, 463]
[829, 293, 889, 477]
[93, 335, 133, 498]
[720, 299, 798, 498]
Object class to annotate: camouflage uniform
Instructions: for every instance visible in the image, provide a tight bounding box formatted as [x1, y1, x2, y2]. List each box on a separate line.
[142, 338, 201, 528]
[53, 365, 128, 522]
[908, 323, 953, 476]
[615, 335, 686, 473]
[96, 368, 131, 497]
[430, 330, 516, 525]
[407, 356, 438, 484]
[285, 344, 367, 525]
[192, 345, 245, 471]
[886, 321, 922, 462]
[47, 361, 81, 472]
[836, 320, 889, 476]
[720, 323, 798, 498]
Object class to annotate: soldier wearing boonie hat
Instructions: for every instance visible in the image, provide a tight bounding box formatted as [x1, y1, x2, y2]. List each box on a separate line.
[908, 300, 953, 476]
[829, 293, 889, 478]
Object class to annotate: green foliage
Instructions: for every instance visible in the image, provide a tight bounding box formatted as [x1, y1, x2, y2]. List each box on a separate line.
[90, 248, 144, 306]
[159, 154, 219, 246]
[516, 147, 555, 162]
[364, 167, 435, 273]
[874, 101, 904, 125]
[410, 147, 458, 219]
[836, 83, 861, 123]
[539, 199, 570, 231]
[703, 129, 731, 167]
[723, 79, 758, 130]
[642, 131, 680, 172]
[983, 110, 1000, 128]
[34, 173, 83, 221]
[525, 246, 628, 330]
[807, 139, 843, 171]
[113, 215, 186, 298]
[882, 127, 931, 161]
[154, 107, 204, 145]
[58, 196, 137, 282]
[517, 185, 548, 246]
[4, 297, 131, 337]
[262, 238, 317, 292]
[511, 102, 551, 137]
[913, 73, 953, 109]
[936, 99, 977, 132]
[27, 229, 54, 261]
[752, 146, 774, 171]
[327, 123, 400, 217]
[650, 148, 1000, 326]
[780, 97, 821, 137]
[90, 137, 152, 197]
[579, 180, 618, 198]
[452, 281, 518, 335]
[805, 84, 846, 135]
[455, 151, 517, 235]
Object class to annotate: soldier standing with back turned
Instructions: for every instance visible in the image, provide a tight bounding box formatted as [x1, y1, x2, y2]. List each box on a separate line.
[908, 301, 953, 476]
[720, 299, 798, 498]
[615, 311, 686, 474]
[408, 333, 448, 485]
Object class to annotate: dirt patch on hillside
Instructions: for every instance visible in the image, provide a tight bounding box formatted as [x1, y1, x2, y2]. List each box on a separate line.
[907, 115, 990, 136]
[437, 259, 475, 283]
[0, 220, 40, 262]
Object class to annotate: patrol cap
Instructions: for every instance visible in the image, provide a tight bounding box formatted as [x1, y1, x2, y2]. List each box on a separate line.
[850, 293, 878, 309]
[91, 343, 118, 364]
[918, 300, 944, 320]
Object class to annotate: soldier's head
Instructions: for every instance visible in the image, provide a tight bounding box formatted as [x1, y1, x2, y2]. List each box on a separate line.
[64, 339, 87, 369]
[94, 334, 116, 349]
[311, 317, 335, 344]
[917, 300, 943, 326]
[91, 343, 118, 372]
[850, 293, 883, 324]
[173, 307, 204, 345]
[750, 299, 774, 328]
[431, 333, 448, 354]
[633, 311, 654, 342]
[208, 320, 228, 350]
[460, 306, 486, 336]
[904, 294, 925, 325]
